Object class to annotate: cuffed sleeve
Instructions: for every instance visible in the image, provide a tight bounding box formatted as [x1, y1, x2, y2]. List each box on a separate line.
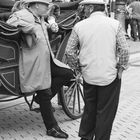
[116, 23, 130, 70]
[65, 29, 79, 70]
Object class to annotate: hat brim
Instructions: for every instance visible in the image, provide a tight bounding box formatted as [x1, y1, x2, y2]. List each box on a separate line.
[25, 0, 52, 5]
[80, 1, 105, 5]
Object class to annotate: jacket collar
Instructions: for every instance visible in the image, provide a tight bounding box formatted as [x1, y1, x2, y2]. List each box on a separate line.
[27, 8, 42, 23]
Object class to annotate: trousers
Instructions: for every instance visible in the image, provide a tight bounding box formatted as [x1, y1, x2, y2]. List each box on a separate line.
[130, 18, 140, 40]
[79, 76, 121, 140]
[36, 59, 74, 130]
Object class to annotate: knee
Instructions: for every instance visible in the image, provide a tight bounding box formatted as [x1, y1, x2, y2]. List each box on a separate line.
[66, 70, 74, 81]
[37, 89, 52, 101]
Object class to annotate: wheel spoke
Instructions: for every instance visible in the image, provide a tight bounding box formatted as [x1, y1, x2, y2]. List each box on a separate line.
[66, 83, 77, 107]
[77, 85, 81, 113]
[64, 81, 75, 98]
[79, 81, 83, 86]
[77, 83, 85, 102]
[72, 84, 76, 114]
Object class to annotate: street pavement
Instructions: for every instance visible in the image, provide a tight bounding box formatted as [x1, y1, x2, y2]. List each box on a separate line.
[0, 39, 140, 140]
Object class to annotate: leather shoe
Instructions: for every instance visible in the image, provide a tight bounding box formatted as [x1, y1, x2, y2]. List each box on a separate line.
[47, 126, 68, 138]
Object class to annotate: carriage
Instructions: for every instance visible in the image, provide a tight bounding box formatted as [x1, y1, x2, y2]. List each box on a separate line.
[0, 0, 85, 120]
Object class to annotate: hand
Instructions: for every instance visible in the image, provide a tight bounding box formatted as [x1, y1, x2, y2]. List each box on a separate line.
[50, 23, 59, 32]
[117, 68, 123, 79]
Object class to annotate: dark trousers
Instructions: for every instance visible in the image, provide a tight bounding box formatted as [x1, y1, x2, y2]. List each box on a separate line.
[36, 59, 74, 130]
[130, 18, 140, 40]
[79, 76, 121, 140]
[125, 18, 130, 34]
[125, 18, 134, 38]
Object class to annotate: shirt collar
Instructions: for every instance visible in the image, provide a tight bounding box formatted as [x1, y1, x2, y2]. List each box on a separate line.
[90, 11, 106, 18]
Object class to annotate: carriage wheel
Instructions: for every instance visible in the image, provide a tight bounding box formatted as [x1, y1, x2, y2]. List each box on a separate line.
[55, 32, 85, 119]
[60, 69, 84, 120]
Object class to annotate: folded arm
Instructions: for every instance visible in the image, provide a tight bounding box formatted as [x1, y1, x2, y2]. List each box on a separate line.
[116, 23, 130, 78]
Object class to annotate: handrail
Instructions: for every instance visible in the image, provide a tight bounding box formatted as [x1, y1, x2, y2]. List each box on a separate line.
[58, 12, 77, 25]
[60, 14, 79, 27]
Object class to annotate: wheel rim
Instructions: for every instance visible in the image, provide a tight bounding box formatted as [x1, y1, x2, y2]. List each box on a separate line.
[61, 71, 85, 119]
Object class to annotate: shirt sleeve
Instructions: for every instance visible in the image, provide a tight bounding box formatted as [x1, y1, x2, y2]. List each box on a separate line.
[116, 23, 130, 70]
[65, 28, 79, 70]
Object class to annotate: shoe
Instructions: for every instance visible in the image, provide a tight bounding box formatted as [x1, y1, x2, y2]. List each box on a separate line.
[47, 126, 68, 138]
[125, 34, 130, 39]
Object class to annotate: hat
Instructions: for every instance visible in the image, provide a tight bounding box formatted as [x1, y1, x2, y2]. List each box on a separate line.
[80, 0, 106, 5]
[24, 0, 52, 5]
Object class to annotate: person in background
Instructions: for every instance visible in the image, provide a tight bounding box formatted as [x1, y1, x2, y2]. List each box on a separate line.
[125, 1, 133, 39]
[7, 0, 74, 138]
[65, 0, 129, 140]
[128, 0, 140, 41]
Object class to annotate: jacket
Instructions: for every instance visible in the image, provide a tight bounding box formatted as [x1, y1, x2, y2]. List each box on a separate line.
[7, 8, 70, 93]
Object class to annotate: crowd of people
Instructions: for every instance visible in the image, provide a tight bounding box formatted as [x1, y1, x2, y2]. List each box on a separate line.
[0, 0, 130, 140]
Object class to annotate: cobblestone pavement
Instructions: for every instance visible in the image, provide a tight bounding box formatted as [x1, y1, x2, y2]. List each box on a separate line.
[0, 39, 140, 140]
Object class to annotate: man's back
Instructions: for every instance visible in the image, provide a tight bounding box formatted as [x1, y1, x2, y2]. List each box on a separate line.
[74, 12, 119, 85]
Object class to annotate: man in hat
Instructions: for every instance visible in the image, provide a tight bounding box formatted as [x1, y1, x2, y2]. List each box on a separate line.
[65, 0, 129, 139]
[7, 0, 74, 138]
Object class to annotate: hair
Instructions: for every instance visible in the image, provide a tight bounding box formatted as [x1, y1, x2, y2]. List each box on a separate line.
[93, 4, 105, 12]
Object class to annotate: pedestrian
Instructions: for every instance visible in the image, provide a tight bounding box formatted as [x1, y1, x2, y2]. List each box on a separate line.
[128, 0, 140, 41]
[125, 1, 133, 39]
[65, 0, 129, 140]
[7, 0, 74, 138]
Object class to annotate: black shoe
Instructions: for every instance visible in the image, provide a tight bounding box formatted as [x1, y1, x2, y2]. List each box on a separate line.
[125, 34, 130, 39]
[47, 126, 68, 138]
